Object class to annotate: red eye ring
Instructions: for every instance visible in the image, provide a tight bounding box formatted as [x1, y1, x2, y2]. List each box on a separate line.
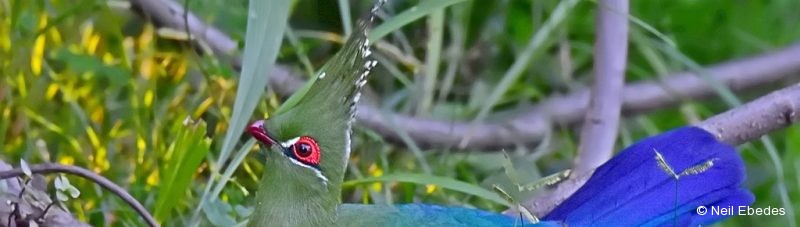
[291, 136, 320, 166]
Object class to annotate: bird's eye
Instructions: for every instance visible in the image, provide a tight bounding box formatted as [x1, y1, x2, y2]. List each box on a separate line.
[296, 143, 313, 157]
[290, 136, 320, 166]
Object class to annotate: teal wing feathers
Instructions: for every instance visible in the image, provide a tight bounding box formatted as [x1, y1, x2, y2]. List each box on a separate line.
[337, 203, 561, 227]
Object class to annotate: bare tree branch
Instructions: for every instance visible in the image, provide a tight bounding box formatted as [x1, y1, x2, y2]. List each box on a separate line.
[697, 83, 800, 144]
[130, 0, 236, 56]
[519, 0, 630, 218]
[573, 0, 629, 175]
[128, 0, 800, 150]
[512, 82, 800, 217]
[0, 163, 158, 227]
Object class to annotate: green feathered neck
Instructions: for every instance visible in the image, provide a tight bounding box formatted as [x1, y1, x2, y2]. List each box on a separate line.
[251, 148, 341, 226]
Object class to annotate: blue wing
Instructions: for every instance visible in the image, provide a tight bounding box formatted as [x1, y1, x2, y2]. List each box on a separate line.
[544, 126, 753, 226]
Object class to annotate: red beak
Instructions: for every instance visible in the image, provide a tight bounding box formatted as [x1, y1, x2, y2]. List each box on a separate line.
[247, 120, 278, 146]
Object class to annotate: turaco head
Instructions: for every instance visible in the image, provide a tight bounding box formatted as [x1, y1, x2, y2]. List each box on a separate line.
[246, 2, 381, 226]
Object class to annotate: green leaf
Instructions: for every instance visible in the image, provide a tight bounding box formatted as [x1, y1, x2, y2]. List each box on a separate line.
[500, 151, 521, 186]
[343, 173, 510, 206]
[196, 0, 292, 223]
[154, 118, 212, 222]
[369, 0, 467, 42]
[416, 8, 445, 114]
[216, 0, 291, 174]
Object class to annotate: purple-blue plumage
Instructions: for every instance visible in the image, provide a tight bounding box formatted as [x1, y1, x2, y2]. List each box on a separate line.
[544, 126, 753, 226]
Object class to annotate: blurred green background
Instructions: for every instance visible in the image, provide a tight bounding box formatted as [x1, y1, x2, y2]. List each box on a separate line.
[1, 0, 799, 226]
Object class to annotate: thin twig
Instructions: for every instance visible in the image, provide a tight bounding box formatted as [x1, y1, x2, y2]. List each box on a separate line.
[697, 83, 800, 144]
[573, 0, 629, 174]
[0, 163, 158, 227]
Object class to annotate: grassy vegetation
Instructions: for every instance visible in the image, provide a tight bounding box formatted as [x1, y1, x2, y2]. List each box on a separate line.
[1, 0, 799, 226]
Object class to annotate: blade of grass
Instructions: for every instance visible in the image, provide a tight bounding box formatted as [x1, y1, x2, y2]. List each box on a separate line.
[373, 54, 414, 88]
[193, 0, 291, 224]
[759, 137, 796, 227]
[343, 173, 510, 206]
[417, 8, 444, 115]
[154, 119, 211, 221]
[632, 31, 669, 77]
[437, 18, 465, 103]
[210, 139, 257, 203]
[368, 0, 467, 42]
[0, 105, 9, 151]
[337, 0, 352, 36]
[381, 110, 432, 173]
[618, 9, 676, 48]
[22, 107, 85, 162]
[192, 139, 258, 225]
[294, 29, 423, 70]
[217, 0, 290, 172]
[501, 151, 521, 187]
[285, 27, 316, 77]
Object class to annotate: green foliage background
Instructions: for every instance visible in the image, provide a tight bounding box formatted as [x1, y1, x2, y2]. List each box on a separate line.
[1, 0, 799, 226]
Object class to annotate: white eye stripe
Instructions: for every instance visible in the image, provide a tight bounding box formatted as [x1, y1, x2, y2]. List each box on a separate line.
[286, 157, 329, 187]
[281, 137, 300, 148]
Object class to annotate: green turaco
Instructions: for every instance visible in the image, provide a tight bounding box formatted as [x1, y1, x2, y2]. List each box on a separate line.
[245, 1, 534, 226]
[246, 1, 753, 226]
